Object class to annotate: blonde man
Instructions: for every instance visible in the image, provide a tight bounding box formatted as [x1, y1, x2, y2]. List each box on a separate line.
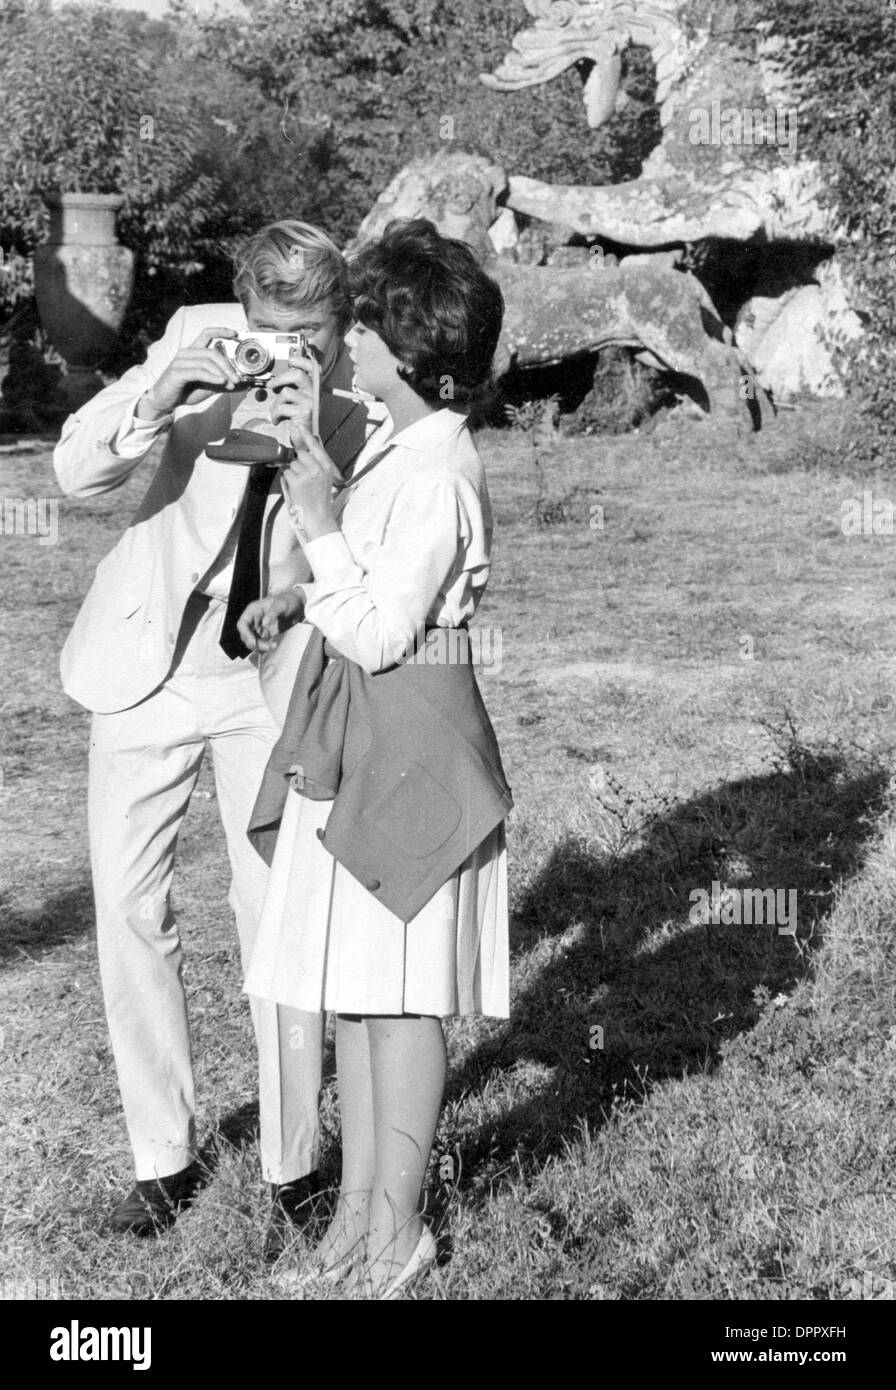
[55, 222, 370, 1244]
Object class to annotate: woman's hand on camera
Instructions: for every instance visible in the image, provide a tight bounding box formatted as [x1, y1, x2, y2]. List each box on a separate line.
[236, 591, 303, 652]
[137, 327, 243, 420]
[269, 347, 317, 431]
[280, 422, 341, 542]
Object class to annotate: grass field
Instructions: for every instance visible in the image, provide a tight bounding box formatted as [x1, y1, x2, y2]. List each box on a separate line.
[1, 397, 895, 1300]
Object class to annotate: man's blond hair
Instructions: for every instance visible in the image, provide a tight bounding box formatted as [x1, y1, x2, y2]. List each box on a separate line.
[232, 221, 350, 328]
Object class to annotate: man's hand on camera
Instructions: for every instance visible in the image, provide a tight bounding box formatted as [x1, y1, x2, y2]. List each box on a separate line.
[236, 592, 303, 653]
[136, 327, 243, 421]
[268, 346, 318, 432]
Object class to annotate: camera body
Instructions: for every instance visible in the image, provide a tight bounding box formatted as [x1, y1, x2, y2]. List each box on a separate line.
[213, 330, 311, 383]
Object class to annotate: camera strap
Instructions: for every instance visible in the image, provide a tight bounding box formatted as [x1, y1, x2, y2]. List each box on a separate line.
[306, 351, 321, 439]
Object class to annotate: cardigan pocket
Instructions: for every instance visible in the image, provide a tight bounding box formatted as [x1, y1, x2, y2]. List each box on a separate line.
[360, 761, 461, 860]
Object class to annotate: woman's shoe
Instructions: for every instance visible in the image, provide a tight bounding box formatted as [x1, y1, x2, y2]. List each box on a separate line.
[320, 1251, 357, 1284]
[379, 1225, 438, 1300]
[273, 1248, 356, 1293]
[315, 1224, 367, 1284]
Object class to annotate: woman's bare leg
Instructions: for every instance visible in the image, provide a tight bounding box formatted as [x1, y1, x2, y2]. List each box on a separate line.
[361, 1013, 446, 1294]
[315, 1014, 375, 1271]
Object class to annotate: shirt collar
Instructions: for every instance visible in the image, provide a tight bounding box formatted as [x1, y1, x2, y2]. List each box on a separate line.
[375, 407, 469, 453]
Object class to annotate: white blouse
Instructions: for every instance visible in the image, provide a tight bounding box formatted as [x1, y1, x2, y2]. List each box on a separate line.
[293, 408, 494, 674]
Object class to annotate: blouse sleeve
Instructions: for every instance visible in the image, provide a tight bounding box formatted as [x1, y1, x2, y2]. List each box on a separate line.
[299, 470, 473, 673]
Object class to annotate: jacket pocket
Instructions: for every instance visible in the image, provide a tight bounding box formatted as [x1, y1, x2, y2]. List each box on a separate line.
[360, 762, 461, 860]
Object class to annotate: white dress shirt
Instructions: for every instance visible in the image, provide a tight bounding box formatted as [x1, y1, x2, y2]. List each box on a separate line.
[292, 408, 493, 674]
[109, 385, 389, 606]
[109, 389, 279, 602]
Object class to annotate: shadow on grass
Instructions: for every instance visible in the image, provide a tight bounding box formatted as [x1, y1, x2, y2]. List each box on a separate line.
[204, 1040, 339, 1190]
[447, 747, 888, 1199]
[201, 1101, 261, 1161]
[0, 883, 95, 965]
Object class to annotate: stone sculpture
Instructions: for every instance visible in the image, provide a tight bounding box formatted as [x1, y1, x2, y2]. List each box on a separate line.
[479, 0, 861, 397]
[353, 151, 749, 418]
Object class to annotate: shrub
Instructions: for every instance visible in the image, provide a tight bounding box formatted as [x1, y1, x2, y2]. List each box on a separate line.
[0, 3, 223, 295]
[0, 0, 343, 362]
[199, 0, 662, 246]
[747, 0, 896, 458]
[1, 0, 667, 380]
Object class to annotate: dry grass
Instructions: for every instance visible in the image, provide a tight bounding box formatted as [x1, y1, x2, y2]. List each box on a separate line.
[1, 397, 895, 1300]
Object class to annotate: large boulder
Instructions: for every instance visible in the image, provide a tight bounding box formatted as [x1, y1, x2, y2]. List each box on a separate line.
[351, 150, 749, 418]
[479, 0, 858, 398]
[505, 158, 828, 248]
[492, 258, 745, 414]
[734, 260, 862, 400]
[349, 152, 506, 262]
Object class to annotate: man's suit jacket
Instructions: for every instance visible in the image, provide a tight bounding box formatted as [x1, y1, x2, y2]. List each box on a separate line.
[54, 303, 370, 714]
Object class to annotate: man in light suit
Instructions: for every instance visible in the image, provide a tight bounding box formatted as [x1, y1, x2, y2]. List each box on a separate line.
[54, 221, 370, 1243]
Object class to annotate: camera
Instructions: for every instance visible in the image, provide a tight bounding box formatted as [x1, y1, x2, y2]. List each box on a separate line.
[213, 330, 312, 383]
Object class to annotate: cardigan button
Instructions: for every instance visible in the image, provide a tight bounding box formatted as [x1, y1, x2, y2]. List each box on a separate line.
[316, 828, 325, 842]
[366, 879, 381, 892]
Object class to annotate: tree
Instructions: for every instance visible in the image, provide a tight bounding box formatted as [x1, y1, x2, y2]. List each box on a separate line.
[0, 0, 315, 356]
[748, 0, 896, 445]
[198, 0, 661, 246]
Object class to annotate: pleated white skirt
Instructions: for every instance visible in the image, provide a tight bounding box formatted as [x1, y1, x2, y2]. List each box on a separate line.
[243, 786, 509, 1018]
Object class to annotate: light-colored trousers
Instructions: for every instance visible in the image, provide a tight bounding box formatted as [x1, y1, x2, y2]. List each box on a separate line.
[87, 595, 322, 1182]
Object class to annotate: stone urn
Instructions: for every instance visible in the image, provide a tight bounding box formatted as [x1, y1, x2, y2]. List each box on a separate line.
[34, 192, 135, 409]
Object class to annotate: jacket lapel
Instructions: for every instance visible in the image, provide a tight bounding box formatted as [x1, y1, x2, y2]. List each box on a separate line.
[319, 342, 368, 475]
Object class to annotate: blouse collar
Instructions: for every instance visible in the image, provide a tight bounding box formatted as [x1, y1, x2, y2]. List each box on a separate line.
[370, 406, 469, 455]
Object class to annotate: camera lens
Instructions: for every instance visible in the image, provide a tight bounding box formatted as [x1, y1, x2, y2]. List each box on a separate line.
[234, 338, 273, 376]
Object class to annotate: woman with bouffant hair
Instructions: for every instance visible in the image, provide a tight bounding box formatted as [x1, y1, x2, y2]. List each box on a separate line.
[238, 219, 511, 1298]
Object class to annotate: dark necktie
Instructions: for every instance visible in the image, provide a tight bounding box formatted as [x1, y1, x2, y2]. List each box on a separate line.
[219, 463, 273, 659]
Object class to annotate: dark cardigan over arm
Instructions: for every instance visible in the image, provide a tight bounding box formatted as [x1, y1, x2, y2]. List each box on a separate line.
[248, 625, 513, 922]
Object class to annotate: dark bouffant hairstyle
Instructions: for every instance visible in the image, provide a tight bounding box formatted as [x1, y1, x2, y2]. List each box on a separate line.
[347, 219, 504, 407]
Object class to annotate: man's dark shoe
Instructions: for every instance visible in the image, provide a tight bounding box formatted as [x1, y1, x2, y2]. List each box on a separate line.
[109, 1162, 202, 1236]
[263, 1172, 323, 1261]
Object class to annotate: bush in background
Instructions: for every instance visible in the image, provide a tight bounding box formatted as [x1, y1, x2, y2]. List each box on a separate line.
[748, 0, 896, 457]
[199, 0, 662, 246]
[0, 0, 359, 367]
[1, 0, 664, 387]
[5, 0, 895, 446]
[0, 2, 225, 315]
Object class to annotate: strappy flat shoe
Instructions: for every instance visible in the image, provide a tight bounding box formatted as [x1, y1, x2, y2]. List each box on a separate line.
[271, 1243, 360, 1294]
[320, 1252, 357, 1285]
[379, 1225, 438, 1300]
